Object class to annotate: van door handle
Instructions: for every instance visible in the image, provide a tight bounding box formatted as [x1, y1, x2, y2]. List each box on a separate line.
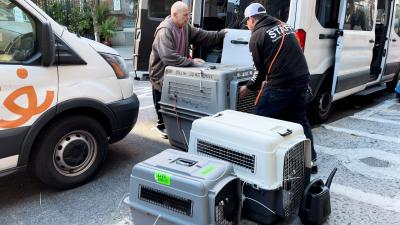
[135, 30, 141, 39]
[369, 39, 375, 43]
[335, 29, 344, 37]
[392, 39, 397, 42]
[231, 40, 249, 45]
[319, 34, 337, 39]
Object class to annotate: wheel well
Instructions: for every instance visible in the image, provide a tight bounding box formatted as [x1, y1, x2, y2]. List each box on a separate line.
[394, 66, 399, 79]
[386, 67, 400, 90]
[309, 67, 334, 102]
[28, 107, 112, 164]
[320, 68, 334, 91]
[53, 108, 112, 136]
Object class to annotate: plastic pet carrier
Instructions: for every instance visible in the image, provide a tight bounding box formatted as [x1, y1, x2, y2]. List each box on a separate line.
[188, 110, 312, 225]
[159, 63, 256, 149]
[124, 149, 241, 225]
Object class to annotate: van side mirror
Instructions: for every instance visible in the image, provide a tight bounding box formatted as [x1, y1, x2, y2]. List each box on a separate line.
[40, 22, 55, 66]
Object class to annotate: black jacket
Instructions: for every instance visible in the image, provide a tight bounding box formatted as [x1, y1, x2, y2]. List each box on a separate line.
[246, 15, 310, 90]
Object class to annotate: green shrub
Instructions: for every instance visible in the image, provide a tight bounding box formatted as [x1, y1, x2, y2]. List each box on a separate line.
[33, 0, 94, 37]
[46, 1, 68, 25]
[68, 4, 93, 35]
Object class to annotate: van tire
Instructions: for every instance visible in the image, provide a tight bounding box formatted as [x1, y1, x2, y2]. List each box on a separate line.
[308, 85, 333, 124]
[386, 70, 399, 91]
[33, 115, 108, 189]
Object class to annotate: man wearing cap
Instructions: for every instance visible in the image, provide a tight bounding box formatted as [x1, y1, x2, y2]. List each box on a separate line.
[149, 1, 226, 139]
[239, 3, 317, 172]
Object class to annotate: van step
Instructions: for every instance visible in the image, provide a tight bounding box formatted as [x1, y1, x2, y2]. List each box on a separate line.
[130, 72, 150, 81]
[355, 84, 386, 96]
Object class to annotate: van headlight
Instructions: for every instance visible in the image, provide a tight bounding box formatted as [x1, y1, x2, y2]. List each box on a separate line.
[99, 53, 129, 79]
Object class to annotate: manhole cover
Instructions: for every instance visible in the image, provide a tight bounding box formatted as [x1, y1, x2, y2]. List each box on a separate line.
[359, 157, 390, 168]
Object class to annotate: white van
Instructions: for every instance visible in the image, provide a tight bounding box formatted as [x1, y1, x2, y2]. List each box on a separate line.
[0, 0, 139, 189]
[135, 0, 400, 123]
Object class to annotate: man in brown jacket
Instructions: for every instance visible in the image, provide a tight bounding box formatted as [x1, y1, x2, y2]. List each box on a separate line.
[149, 1, 226, 138]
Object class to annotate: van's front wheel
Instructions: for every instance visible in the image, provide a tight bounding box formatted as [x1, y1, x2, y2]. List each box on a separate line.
[308, 86, 333, 124]
[33, 116, 108, 189]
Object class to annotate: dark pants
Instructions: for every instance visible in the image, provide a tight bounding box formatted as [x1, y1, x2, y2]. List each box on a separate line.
[255, 87, 317, 161]
[152, 87, 165, 129]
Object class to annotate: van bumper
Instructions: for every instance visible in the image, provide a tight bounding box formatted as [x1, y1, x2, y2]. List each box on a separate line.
[107, 94, 140, 143]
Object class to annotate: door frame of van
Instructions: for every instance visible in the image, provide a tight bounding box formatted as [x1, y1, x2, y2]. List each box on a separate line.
[370, 0, 396, 85]
[332, 0, 395, 101]
[133, 0, 192, 79]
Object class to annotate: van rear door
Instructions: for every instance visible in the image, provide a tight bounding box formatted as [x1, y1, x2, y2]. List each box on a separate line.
[134, 0, 173, 76]
[332, 0, 377, 100]
[194, 0, 292, 64]
[134, 0, 191, 78]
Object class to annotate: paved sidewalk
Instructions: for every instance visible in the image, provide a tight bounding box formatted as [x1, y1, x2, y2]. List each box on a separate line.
[113, 45, 134, 60]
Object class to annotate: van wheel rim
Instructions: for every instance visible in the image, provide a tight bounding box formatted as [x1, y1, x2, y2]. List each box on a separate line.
[53, 131, 97, 176]
[318, 92, 331, 115]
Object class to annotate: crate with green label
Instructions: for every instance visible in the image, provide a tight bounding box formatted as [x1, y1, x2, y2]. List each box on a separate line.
[124, 149, 242, 225]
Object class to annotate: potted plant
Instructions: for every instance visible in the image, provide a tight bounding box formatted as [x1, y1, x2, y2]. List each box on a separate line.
[95, 3, 118, 46]
[99, 17, 118, 46]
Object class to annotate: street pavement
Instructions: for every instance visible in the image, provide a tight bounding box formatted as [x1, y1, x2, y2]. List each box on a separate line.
[0, 46, 399, 224]
[313, 98, 400, 224]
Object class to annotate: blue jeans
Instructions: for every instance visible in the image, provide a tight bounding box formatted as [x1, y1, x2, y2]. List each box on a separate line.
[255, 87, 317, 161]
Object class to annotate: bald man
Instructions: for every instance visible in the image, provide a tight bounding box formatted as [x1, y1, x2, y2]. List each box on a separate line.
[149, 1, 226, 138]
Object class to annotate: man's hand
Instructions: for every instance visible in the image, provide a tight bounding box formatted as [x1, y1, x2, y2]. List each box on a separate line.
[192, 58, 205, 66]
[239, 85, 250, 100]
[220, 29, 228, 36]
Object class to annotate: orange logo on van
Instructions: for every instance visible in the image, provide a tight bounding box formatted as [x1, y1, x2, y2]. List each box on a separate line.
[0, 68, 54, 128]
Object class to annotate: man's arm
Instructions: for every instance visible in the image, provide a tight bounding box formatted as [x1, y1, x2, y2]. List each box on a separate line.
[246, 35, 267, 90]
[239, 33, 271, 100]
[156, 28, 192, 67]
[189, 26, 225, 46]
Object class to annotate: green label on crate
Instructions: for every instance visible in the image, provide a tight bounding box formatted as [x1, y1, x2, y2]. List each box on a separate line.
[154, 171, 171, 186]
[200, 165, 216, 176]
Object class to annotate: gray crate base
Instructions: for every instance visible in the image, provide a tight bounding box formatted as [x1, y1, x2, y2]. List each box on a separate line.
[160, 105, 206, 150]
[130, 208, 176, 225]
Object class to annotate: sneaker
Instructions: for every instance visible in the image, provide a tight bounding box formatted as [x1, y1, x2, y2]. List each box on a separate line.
[156, 126, 168, 139]
[311, 159, 318, 174]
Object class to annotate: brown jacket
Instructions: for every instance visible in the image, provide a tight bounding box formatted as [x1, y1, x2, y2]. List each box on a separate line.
[149, 16, 224, 91]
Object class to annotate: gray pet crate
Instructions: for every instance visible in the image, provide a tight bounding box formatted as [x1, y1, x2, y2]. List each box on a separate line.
[124, 149, 241, 225]
[159, 63, 256, 149]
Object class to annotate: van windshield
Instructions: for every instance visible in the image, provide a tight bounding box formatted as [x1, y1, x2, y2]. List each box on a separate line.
[202, 0, 290, 30]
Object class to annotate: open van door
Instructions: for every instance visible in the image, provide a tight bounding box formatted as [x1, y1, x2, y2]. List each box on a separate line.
[332, 0, 377, 100]
[191, 0, 292, 63]
[385, 0, 400, 89]
[133, 0, 174, 79]
[133, 0, 191, 79]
